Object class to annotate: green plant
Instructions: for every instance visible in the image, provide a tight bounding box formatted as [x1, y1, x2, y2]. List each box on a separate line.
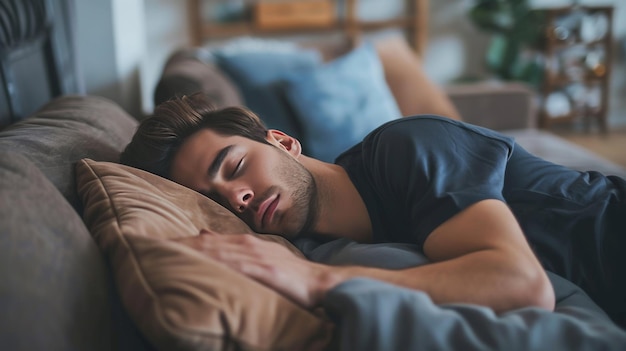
[469, 0, 547, 87]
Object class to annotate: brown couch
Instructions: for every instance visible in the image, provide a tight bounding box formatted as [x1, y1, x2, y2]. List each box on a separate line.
[3, 33, 626, 351]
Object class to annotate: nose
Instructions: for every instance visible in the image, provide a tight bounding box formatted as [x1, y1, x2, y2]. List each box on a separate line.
[225, 185, 253, 213]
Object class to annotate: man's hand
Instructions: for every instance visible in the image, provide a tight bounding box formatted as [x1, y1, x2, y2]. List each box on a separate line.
[171, 229, 338, 308]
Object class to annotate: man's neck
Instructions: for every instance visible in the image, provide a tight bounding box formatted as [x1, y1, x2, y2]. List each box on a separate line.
[299, 156, 373, 243]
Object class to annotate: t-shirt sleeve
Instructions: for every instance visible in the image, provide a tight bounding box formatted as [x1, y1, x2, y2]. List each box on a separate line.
[361, 116, 514, 246]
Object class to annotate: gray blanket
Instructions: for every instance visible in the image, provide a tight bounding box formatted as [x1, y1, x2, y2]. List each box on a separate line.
[294, 238, 626, 350]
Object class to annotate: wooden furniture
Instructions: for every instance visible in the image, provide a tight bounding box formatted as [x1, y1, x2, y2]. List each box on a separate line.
[188, 0, 428, 56]
[538, 5, 613, 132]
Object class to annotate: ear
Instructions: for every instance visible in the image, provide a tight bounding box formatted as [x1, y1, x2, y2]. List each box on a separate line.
[266, 129, 302, 158]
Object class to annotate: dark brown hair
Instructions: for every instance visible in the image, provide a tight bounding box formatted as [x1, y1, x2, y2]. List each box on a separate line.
[120, 92, 269, 178]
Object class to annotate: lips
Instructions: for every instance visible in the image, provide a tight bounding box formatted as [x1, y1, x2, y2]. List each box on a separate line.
[257, 194, 279, 229]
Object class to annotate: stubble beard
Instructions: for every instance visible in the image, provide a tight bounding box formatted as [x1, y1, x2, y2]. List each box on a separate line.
[278, 153, 319, 238]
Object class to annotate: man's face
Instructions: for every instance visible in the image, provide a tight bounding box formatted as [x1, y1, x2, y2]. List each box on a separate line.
[171, 128, 318, 238]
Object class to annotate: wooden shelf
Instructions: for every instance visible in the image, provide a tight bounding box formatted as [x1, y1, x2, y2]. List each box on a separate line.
[355, 17, 415, 30]
[200, 21, 344, 38]
[538, 5, 613, 132]
[200, 18, 416, 38]
[190, 0, 428, 56]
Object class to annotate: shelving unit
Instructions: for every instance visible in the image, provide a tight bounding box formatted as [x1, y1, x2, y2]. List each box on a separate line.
[189, 0, 428, 56]
[538, 6, 613, 132]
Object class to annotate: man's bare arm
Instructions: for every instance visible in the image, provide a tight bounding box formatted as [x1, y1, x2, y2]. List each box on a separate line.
[317, 199, 555, 312]
[173, 199, 555, 313]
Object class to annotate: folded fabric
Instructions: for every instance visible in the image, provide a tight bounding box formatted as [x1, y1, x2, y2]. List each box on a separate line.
[326, 276, 626, 351]
[296, 237, 626, 351]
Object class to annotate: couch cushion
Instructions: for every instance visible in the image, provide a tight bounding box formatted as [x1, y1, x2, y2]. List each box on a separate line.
[154, 49, 244, 108]
[0, 95, 138, 209]
[75, 158, 334, 351]
[283, 42, 402, 162]
[0, 152, 113, 351]
[446, 82, 534, 128]
[503, 129, 626, 179]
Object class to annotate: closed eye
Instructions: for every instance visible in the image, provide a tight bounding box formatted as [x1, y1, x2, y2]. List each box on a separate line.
[231, 158, 244, 178]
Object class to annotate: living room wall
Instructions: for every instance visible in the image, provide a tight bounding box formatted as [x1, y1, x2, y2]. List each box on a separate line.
[74, 0, 625, 126]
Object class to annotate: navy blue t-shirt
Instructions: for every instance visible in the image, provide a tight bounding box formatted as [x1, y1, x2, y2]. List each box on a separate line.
[335, 115, 626, 323]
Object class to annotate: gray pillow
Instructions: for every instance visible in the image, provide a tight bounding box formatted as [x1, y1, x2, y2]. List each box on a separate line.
[295, 237, 429, 269]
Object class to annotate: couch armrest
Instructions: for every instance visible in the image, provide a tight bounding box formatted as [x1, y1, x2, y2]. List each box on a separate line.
[445, 81, 537, 131]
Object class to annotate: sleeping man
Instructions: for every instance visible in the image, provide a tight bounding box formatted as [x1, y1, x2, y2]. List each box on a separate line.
[120, 92, 625, 328]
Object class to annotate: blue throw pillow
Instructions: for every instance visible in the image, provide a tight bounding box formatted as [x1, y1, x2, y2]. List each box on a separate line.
[213, 41, 322, 140]
[282, 43, 401, 162]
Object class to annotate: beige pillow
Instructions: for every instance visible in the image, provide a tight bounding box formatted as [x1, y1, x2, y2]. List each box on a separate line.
[76, 158, 334, 351]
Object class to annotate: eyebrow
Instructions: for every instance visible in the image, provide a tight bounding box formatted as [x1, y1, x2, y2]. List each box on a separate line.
[208, 145, 234, 179]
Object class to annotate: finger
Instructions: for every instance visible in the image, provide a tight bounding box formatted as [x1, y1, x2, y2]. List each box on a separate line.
[199, 233, 260, 247]
[199, 228, 218, 235]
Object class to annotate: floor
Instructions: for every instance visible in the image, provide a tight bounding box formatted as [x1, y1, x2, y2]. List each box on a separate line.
[552, 127, 626, 168]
